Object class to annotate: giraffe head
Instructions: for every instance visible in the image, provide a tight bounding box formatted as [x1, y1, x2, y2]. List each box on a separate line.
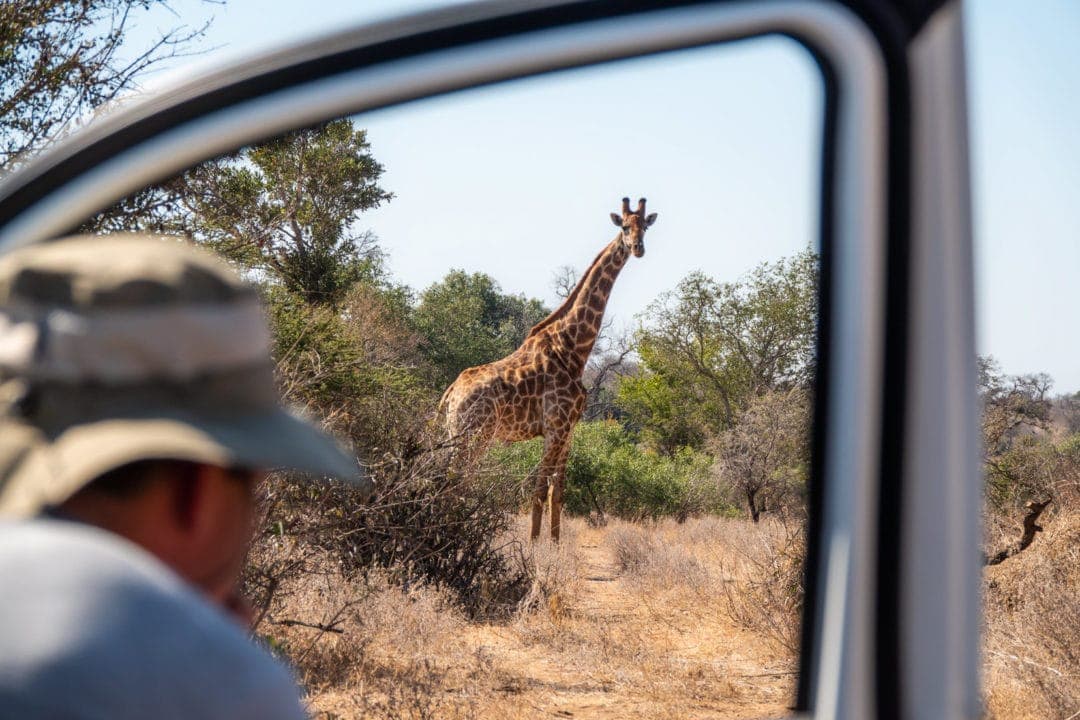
[609, 197, 658, 258]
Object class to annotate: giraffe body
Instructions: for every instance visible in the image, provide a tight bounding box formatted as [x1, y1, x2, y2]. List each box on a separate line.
[441, 198, 658, 541]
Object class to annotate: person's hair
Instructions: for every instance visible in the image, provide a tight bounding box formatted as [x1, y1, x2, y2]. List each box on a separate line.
[85, 459, 200, 499]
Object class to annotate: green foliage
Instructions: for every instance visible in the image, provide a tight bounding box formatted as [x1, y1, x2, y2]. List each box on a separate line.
[185, 119, 393, 305]
[414, 269, 549, 386]
[265, 282, 435, 457]
[985, 432, 1080, 511]
[614, 358, 711, 454]
[489, 420, 727, 520]
[617, 250, 817, 454]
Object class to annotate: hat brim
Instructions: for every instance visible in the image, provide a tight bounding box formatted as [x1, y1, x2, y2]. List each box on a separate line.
[0, 409, 372, 517]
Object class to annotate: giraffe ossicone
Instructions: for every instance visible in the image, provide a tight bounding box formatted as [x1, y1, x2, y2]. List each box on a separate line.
[440, 197, 658, 541]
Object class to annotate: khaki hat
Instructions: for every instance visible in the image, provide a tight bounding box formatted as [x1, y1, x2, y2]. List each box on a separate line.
[0, 234, 371, 517]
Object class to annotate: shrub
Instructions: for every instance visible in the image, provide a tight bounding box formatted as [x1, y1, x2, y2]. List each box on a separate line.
[266, 283, 435, 457]
[489, 420, 728, 520]
[717, 518, 805, 654]
[983, 510, 1080, 718]
[248, 446, 530, 621]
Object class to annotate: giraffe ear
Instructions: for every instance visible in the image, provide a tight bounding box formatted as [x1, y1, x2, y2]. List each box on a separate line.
[610, 213, 623, 227]
[645, 213, 658, 226]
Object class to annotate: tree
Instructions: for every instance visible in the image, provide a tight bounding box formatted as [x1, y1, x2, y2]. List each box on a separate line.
[712, 387, 810, 522]
[978, 355, 1052, 458]
[413, 270, 549, 387]
[1, 0, 213, 171]
[1056, 390, 1080, 435]
[617, 250, 818, 453]
[181, 119, 393, 305]
[268, 282, 432, 458]
[581, 334, 636, 422]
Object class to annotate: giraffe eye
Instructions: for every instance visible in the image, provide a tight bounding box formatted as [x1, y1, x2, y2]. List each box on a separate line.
[622, 225, 630, 232]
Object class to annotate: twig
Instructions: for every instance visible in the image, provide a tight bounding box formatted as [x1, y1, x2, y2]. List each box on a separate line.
[987, 649, 1065, 677]
[735, 670, 799, 678]
[268, 617, 344, 634]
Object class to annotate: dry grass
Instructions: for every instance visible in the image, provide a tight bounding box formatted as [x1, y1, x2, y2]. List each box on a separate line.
[604, 516, 804, 653]
[256, 504, 1080, 719]
[983, 506, 1080, 719]
[254, 514, 799, 719]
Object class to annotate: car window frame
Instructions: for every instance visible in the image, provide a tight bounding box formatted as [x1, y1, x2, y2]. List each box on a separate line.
[0, 2, 980, 718]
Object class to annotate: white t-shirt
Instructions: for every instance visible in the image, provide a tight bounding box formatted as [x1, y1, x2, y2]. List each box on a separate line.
[0, 519, 307, 720]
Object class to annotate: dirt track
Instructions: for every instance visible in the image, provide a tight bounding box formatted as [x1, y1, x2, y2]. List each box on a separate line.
[307, 518, 797, 719]
[455, 524, 795, 719]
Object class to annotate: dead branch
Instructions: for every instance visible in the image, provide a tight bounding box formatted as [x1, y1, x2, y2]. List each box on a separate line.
[268, 617, 345, 634]
[984, 499, 1052, 566]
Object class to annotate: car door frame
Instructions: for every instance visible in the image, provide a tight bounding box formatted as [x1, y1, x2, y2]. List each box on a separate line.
[0, 2, 980, 718]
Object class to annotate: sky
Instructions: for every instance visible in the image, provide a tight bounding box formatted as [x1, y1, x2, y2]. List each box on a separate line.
[119, 0, 1079, 393]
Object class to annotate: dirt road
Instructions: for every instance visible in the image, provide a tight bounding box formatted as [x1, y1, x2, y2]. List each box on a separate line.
[457, 524, 796, 719]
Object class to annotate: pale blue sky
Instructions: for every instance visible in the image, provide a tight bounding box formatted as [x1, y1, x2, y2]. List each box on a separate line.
[122, 0, 1079, 393]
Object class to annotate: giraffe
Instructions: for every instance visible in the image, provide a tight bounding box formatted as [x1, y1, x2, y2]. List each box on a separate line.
[440, 197, 658, 541]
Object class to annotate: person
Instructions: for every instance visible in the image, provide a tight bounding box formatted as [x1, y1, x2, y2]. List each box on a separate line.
[0, 234, 372, 719]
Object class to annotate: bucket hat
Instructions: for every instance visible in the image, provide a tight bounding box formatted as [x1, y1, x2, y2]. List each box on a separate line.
[0, 234, 371, 516]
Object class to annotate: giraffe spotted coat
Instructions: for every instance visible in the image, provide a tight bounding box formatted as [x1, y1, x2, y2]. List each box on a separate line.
[440, 198, 658, 541]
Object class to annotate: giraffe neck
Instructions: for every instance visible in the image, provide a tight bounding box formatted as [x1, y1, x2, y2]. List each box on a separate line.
[551, 235, 629, 375]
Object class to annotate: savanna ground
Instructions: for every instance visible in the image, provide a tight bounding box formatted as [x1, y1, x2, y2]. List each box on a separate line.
[253, 514, 802, 720]
[250, 486, 1080, 720]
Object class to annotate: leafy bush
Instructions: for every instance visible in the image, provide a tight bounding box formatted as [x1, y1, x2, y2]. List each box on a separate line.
[489, 420, 728, 520]
[985, 432, 1080, 511]
[265, 283, 435, 457]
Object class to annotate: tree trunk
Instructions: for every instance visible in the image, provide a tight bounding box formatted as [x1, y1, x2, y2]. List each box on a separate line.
[746, 488, 761, 523]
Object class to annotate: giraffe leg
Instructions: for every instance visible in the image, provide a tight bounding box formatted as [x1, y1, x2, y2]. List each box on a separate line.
[550, 385, 585, 542]
[530, 468, 547, 541]
[530, 431, 568, 541]
[550, 482, 562, 542]
[549, 439, 572, 543]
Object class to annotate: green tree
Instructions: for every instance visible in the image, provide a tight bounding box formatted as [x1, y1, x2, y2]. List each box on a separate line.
[617, 250, 818, 453]
[268, 282, 432, 458]
[1, 0, 213, 171]
[414, 270, 549, 387]
[182, 119, 393, 305]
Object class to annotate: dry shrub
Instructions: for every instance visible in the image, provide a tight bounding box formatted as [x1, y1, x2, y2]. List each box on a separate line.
[515, 516, 796, 712]
[251, 443, 530, 621]
[508, 515, 583, 619]
[607, 521, 712, 596]
[605, 516, 802, 659]
[717, 518, 805, 655]
[983, 507, 1080, 719]
[245, 538, 486, 718]
[245, 532, 463, 682]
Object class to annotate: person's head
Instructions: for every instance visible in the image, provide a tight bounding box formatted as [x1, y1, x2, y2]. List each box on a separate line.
[59, 459, 263, 613]
[0, 234, 371, 610]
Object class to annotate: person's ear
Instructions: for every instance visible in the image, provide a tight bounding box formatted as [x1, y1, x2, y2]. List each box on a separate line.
[168, 463, 208, 533]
